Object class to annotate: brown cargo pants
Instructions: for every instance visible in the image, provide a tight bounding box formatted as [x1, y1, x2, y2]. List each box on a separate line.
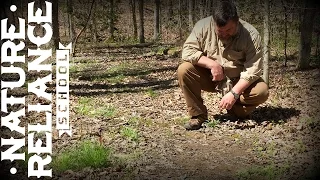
[177, 62, 269, 119]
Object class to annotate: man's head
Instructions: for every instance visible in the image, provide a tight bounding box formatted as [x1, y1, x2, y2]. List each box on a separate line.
[213, 1, 239, 41]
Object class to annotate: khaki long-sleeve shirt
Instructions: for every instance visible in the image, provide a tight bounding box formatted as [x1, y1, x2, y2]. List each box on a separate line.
[182, 16, 263, 86]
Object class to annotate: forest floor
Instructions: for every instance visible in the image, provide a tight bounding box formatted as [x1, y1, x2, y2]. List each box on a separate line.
[1, 45, 320, 179]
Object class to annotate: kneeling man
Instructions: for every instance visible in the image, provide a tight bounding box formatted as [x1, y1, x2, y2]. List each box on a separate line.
[178, 1, 269, 130]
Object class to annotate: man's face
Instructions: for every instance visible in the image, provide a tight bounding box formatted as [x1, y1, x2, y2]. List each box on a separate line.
[215, 20, 238, 41]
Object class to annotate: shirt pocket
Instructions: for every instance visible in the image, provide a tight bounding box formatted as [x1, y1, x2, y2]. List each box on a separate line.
[226, 50, 245, 65]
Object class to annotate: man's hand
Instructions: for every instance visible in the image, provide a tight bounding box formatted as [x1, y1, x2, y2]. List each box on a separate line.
[219, 92, 236, 110]
[196, 56, 224, 81]
[210, 64, 224, 81]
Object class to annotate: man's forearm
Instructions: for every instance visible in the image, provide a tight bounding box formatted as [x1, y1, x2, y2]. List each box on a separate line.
[196, 56, 220, 69]
[232, 79, 251, 95]
[197, 55, 252, 94]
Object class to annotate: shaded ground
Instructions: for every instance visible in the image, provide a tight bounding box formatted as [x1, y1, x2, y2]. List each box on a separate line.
[1, 46, 320, 179]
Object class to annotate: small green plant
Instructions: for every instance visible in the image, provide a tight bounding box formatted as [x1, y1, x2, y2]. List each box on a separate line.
[52, 141, 112, 172]
[75, 97, 92, 116]
[120, 127, 139, 141]
[296, 139, 306, 153]
[236, 164, 290, 180]
[69, 63, 90, 74]
[154, 46, 169, 55]
[173, 116, 189, 125]
[75, 97, 116, 118]
[207, 119, 220, 128]
[94, 105, 116, 117]
[107, 63, 129, 74]
[145, 88, 158, 98]
[301, 117, 317, 127]
[106, 74, 125, 84]
[144, 118, 154, 127]
[128, 116, 140, 126]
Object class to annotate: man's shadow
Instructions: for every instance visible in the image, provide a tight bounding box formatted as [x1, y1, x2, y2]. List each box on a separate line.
[213, 106, 300, 125]
[250, 106, 301, 124]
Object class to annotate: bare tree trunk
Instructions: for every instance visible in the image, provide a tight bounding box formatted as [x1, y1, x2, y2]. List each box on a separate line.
[281, 0, 288, 66]
[297, 0, 317, 70]
[130, 0, 138, 40]
[109, 0, 115, 40]
[178, 0, 182, 41]
[67, 0, 75, 42]
[153, 0, 160, 40]
[263, 0, 270, 86]
[72, 0, 95, 56]
[138, 0, 145, 43]
[316, 30, 320, 57]
[167, 0, 173, 21]
[199, 0, 205, 19]
[205, 0, 210, 17]
[92, 0, 98, 56]
[52, 0, 60, 50]
[210, 0, 215, 15]
[93, 0, 98, 43]
[188, 0, 195, 31]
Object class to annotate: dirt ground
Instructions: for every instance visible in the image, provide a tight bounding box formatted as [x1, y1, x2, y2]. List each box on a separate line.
[1, 46, 320, 179]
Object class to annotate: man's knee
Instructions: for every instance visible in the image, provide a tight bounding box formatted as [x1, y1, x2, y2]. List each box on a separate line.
[177, 62, 194, 80]
[254, 81, 269, 104]
[242, 79, 269, 105]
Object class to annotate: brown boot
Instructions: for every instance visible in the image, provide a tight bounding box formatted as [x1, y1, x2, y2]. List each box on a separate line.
[184, 115, 207, 130]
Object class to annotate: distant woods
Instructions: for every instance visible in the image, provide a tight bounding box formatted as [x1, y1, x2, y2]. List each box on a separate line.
[1, 0, 319, 69]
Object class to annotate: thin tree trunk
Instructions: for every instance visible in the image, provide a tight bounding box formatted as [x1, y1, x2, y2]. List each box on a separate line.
[130, 0, 138, 40]
[205, 0, 210, 17]
[178, 0, 182, 40]
[188, 0, 195, 32]
[93, 0, 98, 43]
[210, 0, 215, 15]
[153, 0, 160, 40]
[67, 0, 75, 42]
[263, 0, 270, 86]
[316, 31, 319, 57]
[138, 0, 145, 43]
[72, 0, 95, 56]
[297, 0, 317, 70]
[109, 0, 115, 40]
[93, 0, 98, 56]
[281, 0, 288, 66]
[167, 0, 173, 21]
[52, 0, 60, 50]
[199, 0, 204, 19]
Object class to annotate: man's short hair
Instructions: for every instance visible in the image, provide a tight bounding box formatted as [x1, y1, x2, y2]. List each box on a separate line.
[213, 0, 239, 27]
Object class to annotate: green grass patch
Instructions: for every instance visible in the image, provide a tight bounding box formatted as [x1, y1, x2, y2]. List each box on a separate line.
[105, 74, 125, 84]
[236, 164, 290, 180]
[173, 116, 190, 125]
[69, 63, 102, 81]
[75, 97, 116, 118]
[145, 88, 158, 98]
[206, 119, 220, 128]
[107, 62, 131, 74]
[120, 127, 139, 141]
[300, 116, 318, 127]
[94, 105, 116, 117]
[52, 141, 112, 172]
[128, 116, 141, 126]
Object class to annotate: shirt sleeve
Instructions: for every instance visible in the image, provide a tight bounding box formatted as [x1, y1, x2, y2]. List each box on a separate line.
[240, 32, 263, 85]
[181, 22, 204, 64]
